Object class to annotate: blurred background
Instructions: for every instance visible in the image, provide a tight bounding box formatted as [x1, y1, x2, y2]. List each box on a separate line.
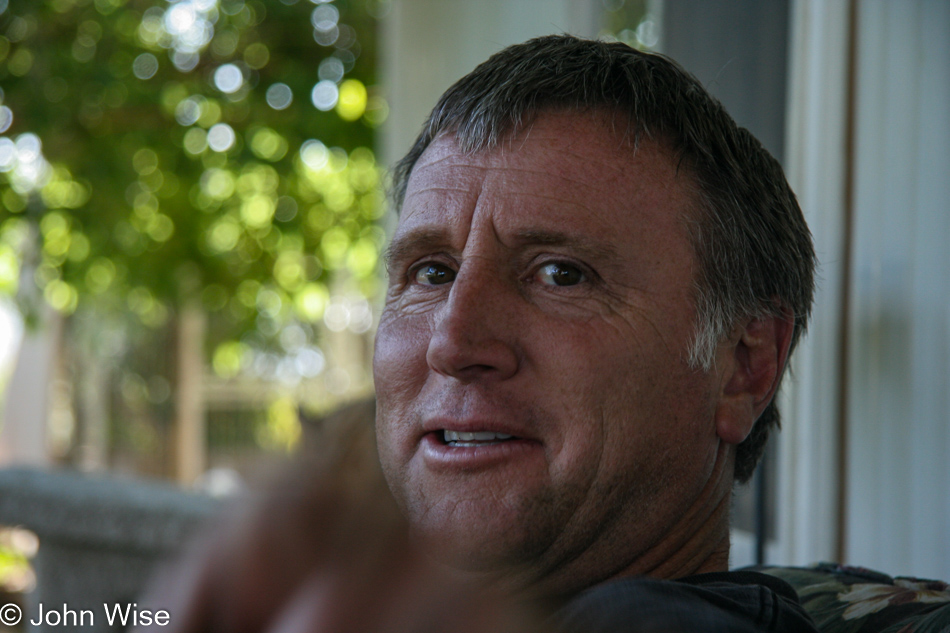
[0, 0, 947, 625]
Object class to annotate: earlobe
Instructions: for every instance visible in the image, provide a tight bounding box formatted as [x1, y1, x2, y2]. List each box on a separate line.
[714, 310, 794, 445]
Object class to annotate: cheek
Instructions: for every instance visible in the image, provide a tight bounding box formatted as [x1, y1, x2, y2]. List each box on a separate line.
[542, 317, 709, 460]
[373, 312, 433, 480]
[373, 312, 432, 400]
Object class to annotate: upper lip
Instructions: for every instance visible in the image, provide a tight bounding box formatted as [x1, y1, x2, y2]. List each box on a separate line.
[421, 417, 533, 440]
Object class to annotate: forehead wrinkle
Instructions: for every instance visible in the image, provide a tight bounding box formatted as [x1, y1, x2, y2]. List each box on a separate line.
[486, 166, 612, 196]
[404, 185, 476, 201]
[410, 138, 635, 211]
[412, 145, 487, 172]
[540, 147, 628, 179]
[423, 132, 629, 173]
[504, 191, 596, 214]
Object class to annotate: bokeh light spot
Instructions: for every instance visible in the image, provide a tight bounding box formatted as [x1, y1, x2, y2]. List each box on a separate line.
[213, 341, 247, 378]
[172, 50, 200, 72]
[8, 49, 34, 76]
[265, 83, 293, 110]
[244, 42, 269, 69]
[0, 245, 19, 294]
[132, 53, 159, 80]
[201, 168, 235, 199]
[15, 133, 42, 163]
[183, 127, 208, 154]
[249, 127, 288, 162]
[208, 218, 241, 252]
[240, 195, 276, 228]
[275, 196, 298, 222]
[147, 214, 174, 242]
[165, 2, 197, 35]
[196, 99, 222, 127]
[214, 64, 244, 94]
[346, 236, 378, 278]
[0, 138, 15, 171]
[313, 24, 338, 47]
[207, 123, 236, 152]
[311, 80, 338, 111]
[321, 227, 349, 268]
[0, 106, 12, 134]
[294, 282, 329, 321]
[318, 57, 344, 83]
[85, 258, 116, 293]
[44, 279, 79, 314]
[364, 95, 389, 127]
[310, 4, 339, 30]
[300, 139, 329, 171]
[132, 148, 159, 175]
[336, 79, 367, 121]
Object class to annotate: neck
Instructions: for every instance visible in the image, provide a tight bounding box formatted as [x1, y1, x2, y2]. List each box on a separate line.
[617, 444, 736, 581]
[638, 488, 733, 579]
[480, 447, 739, 604]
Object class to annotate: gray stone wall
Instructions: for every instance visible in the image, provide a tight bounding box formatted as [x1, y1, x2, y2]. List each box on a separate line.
[0, 468, 218, 632]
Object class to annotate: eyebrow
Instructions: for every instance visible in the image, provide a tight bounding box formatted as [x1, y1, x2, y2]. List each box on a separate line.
[385, 227, 619, 268]
[510, 229, 620, 263]
[385, 228, 454, 268]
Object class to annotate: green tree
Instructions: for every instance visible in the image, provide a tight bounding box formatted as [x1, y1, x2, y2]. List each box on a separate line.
[0, 0, 385, 340]
[0, 0, 388, 473]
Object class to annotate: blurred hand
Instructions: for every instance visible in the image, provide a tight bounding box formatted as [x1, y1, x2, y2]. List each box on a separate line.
[135, 400, 541, 633]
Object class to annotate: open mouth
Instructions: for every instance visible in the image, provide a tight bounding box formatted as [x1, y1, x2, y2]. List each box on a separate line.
[422, 428, 540, 469]
[441, 430, 518, 447]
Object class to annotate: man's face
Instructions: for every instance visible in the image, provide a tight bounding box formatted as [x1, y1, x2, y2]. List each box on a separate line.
[374, 112, 730, 592]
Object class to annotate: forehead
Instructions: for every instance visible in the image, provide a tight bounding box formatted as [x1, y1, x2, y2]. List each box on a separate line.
[411, 113, 636, 195]
[399, 111, 694, 240]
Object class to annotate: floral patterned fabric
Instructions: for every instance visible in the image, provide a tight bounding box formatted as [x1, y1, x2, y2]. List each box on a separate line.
[757, 563, 950, 633]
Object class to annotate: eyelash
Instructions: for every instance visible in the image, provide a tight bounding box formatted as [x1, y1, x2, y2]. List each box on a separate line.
[532, 260, 588, 287]
[411, 261, 456, 286]
[405, 257, 594, 289]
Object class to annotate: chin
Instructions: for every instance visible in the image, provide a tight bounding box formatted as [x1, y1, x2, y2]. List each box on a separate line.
[410, 507, 556, 576]
[433, 537, 522, 572]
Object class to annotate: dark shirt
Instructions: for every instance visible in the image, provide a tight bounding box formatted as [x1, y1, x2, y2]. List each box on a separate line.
[553, 571, 819, 633]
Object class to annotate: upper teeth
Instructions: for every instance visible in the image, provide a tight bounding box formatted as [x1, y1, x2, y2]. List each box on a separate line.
[444, 431, 514, 442]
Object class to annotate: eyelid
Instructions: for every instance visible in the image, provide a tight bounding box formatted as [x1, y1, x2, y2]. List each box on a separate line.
[407, 255, 458, 286]
[526, 256, 595, 286]
[396, 253, 598, 289]
[537, 263, 584, 287]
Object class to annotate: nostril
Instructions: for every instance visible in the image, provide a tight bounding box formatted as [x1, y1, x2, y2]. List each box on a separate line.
[426, 326, 520, 382]
[425, 274, 521, 381]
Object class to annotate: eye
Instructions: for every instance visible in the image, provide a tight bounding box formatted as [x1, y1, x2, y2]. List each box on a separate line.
[413, 262, 456, 285]
[535, 261, 586, 287]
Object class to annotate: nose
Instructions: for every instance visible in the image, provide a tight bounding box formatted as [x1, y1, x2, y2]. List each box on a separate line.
[425, 264, 520, 382]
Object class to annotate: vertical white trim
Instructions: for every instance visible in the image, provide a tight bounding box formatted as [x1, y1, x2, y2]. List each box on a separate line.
[844, 0, 950, 578]
[0, 312, 60, 466]
[776, 0, 852, 566]
[910, 0, 950, 578]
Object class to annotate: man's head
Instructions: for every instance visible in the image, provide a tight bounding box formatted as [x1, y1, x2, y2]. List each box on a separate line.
[374, 35, 815, 593]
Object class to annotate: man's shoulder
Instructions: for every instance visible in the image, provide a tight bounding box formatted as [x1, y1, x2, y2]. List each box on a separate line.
[552, 570, 819, 633]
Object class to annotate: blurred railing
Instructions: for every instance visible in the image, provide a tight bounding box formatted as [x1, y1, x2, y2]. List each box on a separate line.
[0, 468, 217, 633]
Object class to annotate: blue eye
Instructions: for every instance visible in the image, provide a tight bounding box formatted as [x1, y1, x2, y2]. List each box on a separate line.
[413, 263, 456, 285]
[536, 262, 585, 286]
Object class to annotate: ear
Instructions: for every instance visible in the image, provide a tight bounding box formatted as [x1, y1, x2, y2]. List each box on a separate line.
[714, 309, 794, 445]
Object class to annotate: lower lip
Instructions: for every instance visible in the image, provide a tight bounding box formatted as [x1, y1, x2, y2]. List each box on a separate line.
[420, 433, 543, 470]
